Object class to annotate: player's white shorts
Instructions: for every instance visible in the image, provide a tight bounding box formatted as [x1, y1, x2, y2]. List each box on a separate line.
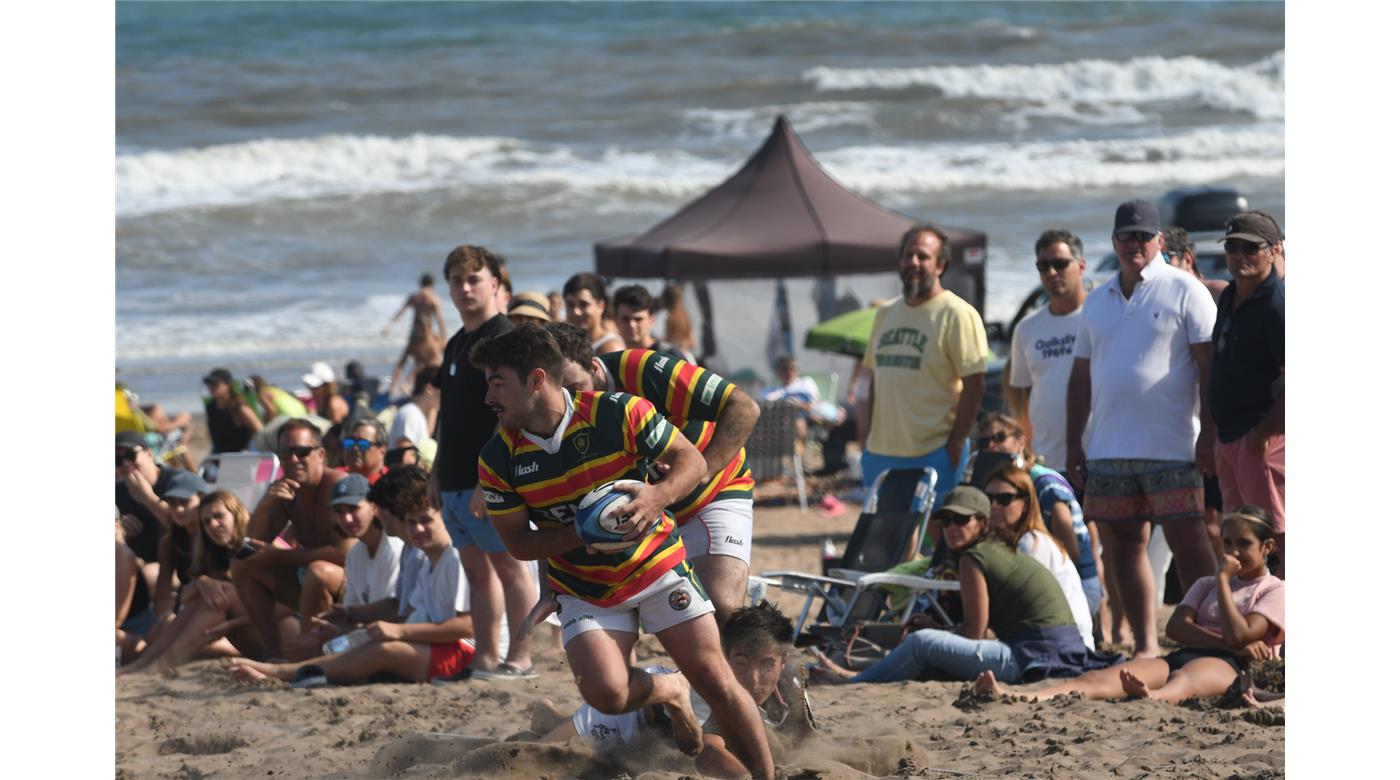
[557, 566, 714, 646]
[678, 498, 754, 564]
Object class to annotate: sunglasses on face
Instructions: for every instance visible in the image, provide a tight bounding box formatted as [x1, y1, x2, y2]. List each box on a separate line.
[939, 513, 977, 526]
[280, 444, 321, 460]
[976, 431, 1013, 449]
[986, 491, 1026, 507]
[116, 448, 143, 466]
[1224, 240, 1266, 255]
[1115, 231, 1156, 243]
[1034, 258, 1072, 273]
[342, 437, 380, 452]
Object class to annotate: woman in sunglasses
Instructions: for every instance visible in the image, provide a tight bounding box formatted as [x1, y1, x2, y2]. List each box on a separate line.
[812, 485, 1118, 686]
[976, 413, 1105, 636]
[984, 463, 1095, 650]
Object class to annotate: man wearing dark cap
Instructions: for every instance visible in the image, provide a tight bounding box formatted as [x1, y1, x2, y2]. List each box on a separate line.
[1065, 199, 1219, 659]
[115, 430, 186, 591]
[1208, 211, 1285, 577]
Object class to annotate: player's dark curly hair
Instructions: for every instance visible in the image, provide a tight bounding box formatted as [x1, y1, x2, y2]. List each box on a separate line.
[721, 600, 795, 654]
[469, 323, 564, 384]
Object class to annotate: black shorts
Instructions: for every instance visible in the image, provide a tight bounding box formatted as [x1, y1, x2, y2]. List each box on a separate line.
[1164, 646, 1241, 673]
[1204, 475, 1223, 512]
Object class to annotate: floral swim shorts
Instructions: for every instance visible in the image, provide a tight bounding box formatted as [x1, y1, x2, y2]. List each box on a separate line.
[1083, 458, 1204, 524]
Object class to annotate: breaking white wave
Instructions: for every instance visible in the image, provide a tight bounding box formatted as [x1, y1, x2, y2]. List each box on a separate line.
[680, 101, 878, 140]
[819, 124, 1283, 195]
[117, 133, 731, 217]
[802, 51, 1284, 119]
[118, 122, 1281, 219]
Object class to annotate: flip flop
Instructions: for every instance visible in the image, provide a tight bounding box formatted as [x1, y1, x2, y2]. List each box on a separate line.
[290, 664, 328, 689]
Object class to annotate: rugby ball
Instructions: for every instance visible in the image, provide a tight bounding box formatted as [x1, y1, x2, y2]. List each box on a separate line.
[573, 479, 662, 552]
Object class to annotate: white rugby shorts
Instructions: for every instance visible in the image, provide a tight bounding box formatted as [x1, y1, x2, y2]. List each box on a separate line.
[678, 498, 754, 564]
[557, 567, 714, 646]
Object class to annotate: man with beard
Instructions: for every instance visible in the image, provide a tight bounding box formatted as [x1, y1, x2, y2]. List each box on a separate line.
[857, 224, 988, 509]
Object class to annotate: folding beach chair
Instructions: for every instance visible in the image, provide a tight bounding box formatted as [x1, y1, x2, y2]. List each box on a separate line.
[746, 399, 808, 511]
[758, 467, 957, 650]
[199, 451, 282, 513]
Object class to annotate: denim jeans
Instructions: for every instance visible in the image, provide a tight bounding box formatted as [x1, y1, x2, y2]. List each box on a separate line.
[851, 628, 1023, 684]
[860, 439, 971, 510]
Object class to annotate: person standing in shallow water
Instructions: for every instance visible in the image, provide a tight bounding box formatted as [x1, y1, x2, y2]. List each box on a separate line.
[385, 273, 448, 398]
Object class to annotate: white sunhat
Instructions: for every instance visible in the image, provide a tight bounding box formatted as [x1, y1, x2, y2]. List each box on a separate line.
[302, 361, 336, 389]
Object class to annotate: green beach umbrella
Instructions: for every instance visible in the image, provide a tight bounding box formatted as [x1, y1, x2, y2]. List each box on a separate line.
[804, 307, 877, 358]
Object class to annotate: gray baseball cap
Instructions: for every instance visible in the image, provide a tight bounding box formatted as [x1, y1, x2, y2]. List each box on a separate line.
[160, 470, 211, 501]
[330, 473, 371, 507]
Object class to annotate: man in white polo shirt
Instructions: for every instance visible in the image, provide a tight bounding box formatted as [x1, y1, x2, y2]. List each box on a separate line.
[1007, 228, 1089, 473]
[1065, 199, 1218, 659]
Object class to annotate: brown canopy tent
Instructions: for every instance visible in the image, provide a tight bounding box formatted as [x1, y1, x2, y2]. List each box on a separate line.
[593, 115, 989, 313]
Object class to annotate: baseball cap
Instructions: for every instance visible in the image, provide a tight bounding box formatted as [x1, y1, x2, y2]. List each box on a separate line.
[330, 473, 371, 506]
[1219, 212, 1282, 245]
[160, 470, 211, 501]
[302, 361, 336, 389]
[507, 291, 552, 322]
[203, 367, 234, 386]
[115, 430, 147, 450]
[939, 485, 991, 517]
[1113, 199, 1161, 237]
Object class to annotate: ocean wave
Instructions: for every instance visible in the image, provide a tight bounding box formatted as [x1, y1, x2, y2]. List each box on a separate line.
[679, 101, 877, 140]
[118, 123, 1281, 218]
[117, 133, 731, 217]
[819, 124, 1283, 195]
[802, 51, 1284, 119]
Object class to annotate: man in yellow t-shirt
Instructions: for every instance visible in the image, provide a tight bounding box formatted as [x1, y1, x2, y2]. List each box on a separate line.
[859, 224, 988, 509]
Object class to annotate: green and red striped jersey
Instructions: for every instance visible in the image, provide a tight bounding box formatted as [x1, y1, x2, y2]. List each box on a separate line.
[598, 349, 754, 522]
[477, 389, 692, 606]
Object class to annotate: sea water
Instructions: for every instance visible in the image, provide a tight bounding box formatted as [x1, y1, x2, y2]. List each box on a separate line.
[116, 1, 1284, 413]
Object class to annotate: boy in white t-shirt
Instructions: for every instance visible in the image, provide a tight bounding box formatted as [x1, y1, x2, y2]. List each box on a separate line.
[229, 469, 476, 685]
[336, 474, 405, 608]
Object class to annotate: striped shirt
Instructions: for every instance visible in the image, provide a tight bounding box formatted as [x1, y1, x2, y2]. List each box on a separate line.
[477, 389, 690, 606]
[598, 349, 754, 522]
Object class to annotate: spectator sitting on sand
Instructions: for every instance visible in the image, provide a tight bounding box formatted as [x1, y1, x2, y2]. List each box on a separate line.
[120, 491, 275, 674]
[147, 470, 214, 616]
[975, 506, 1282, 704]
[203, 367, 263, 453]
[811, 486, 1120, 687]
[231, 418, 352, 659]
[533, 601, 808, 777]
[303, 361, 350, 425]
[387, 364, 439, 453]
[313, 466, 430, 638]
[312, 475, 404, 643]
[116, 430, 184, 597]
[116, 511, 156, 660]
[982, 463, 1095, 650]
[976, 414, 1104, 625]
[229, 468, 476, 686]
[338, 417, 390, 485]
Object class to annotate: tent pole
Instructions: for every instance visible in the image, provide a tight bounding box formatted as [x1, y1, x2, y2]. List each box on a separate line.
[693, 280, 717, 364]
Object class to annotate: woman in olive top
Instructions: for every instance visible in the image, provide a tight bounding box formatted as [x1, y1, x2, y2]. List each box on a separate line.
[814, 485, 1119, 685]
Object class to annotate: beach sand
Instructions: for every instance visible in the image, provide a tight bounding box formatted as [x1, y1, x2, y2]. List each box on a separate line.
[115, 475, 1283, 779]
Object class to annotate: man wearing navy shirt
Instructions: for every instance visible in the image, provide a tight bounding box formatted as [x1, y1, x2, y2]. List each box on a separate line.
[1208, 211, 1286, 577]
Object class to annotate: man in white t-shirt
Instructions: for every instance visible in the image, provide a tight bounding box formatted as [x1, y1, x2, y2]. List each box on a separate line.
[388, 364, 440, 451]
[332, 474, 405, 608]
[1007, 229, 1089, 473]
[1065, 199, 1219, 659]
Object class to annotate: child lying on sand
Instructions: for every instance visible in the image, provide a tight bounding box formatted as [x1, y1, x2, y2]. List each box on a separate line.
[229, 469, 476, 685]
[975, 507, 1283, 703]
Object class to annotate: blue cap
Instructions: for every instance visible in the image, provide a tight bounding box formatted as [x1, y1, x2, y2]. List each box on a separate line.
[160, 470, 211, 501]
[330, 473, 371, 506]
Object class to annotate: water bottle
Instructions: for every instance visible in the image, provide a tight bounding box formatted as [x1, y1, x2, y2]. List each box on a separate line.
[820, 538, 839, 575]
[322, 628, 372, 655]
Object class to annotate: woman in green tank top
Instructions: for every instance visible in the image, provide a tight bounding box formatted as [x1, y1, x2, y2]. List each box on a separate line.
[814, 485, 1119, 685]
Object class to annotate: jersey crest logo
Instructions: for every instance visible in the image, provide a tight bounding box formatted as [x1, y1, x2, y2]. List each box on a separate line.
[573, 433, 591, 455]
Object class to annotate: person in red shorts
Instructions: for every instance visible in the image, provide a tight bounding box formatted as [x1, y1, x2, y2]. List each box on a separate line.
[228, 470, 476, 685]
